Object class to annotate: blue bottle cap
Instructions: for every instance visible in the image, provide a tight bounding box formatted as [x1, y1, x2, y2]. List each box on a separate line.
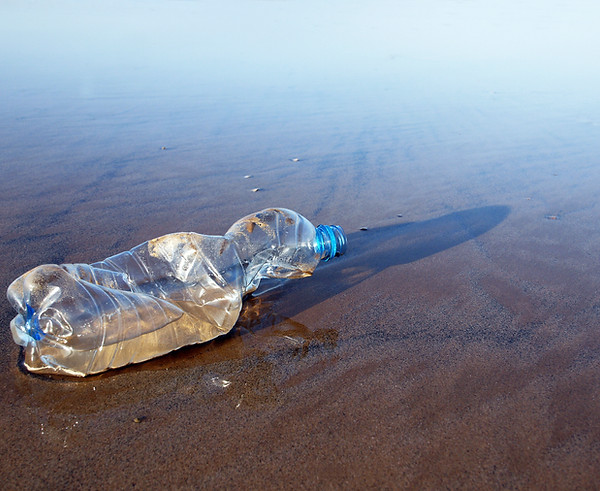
[315, 224, 347, 261]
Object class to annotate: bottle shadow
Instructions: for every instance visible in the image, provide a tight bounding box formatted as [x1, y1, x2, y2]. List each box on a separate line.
[250, 204, 511, 318]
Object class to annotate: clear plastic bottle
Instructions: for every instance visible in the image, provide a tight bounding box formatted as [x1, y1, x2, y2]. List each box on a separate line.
[7, 208, 346, 376]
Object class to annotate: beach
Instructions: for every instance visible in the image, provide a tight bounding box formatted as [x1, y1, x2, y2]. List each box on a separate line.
[1, 1, 600, 487]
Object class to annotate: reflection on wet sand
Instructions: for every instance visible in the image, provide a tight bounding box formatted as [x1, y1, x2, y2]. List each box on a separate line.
[12, 288, 340, 414]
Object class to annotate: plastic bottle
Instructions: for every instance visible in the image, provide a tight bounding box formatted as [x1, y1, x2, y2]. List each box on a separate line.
[6, 208, 346, 377]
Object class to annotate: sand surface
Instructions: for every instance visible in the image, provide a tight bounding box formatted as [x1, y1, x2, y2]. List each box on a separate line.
[1, 1, 600, 488]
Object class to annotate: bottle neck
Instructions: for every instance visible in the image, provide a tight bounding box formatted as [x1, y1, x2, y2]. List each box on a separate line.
[315, 225, 347, 261]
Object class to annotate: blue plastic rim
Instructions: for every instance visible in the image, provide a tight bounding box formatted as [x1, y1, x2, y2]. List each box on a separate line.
[25, 303, 44, 341]
[315, 224, 347, 261]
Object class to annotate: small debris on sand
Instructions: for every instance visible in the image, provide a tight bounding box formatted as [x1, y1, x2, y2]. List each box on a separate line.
[359, 227, 368, 231]
[244, 175, 253, 179]
[251, 188, 261, 193]
[161, 146, 167, 150]
[290, 158, 300, 162]
[397, 214, 403, 218]
[545, 215, 560, 220]
[133, 416, 146, 423]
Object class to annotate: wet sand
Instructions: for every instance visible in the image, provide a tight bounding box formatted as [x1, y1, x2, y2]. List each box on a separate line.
[2, 1, 600, 488]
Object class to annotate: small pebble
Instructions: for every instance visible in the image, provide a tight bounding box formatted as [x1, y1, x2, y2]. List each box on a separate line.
[359, 227, 368, 231]
[133, 416, 146, 423]
[251, 188, 261, 193]
[244, 175, 253, 179]
[397, 214, 403, 218]
[161, 146, 167, 150]
[545, 215, 560, 220]
[290, 158, 300, 162]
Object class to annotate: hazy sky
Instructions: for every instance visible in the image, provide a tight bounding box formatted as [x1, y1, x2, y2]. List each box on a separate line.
[1, 0, 599, 95]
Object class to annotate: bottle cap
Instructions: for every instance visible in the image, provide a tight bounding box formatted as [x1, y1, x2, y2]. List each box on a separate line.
[315, 224, 347, 261]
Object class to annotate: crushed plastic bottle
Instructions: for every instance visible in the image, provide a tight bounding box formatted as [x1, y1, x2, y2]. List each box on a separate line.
[6, 208, 346, 376]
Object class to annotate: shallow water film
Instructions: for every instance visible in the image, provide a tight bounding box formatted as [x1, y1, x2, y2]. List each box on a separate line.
[1, 0, 600, 487]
